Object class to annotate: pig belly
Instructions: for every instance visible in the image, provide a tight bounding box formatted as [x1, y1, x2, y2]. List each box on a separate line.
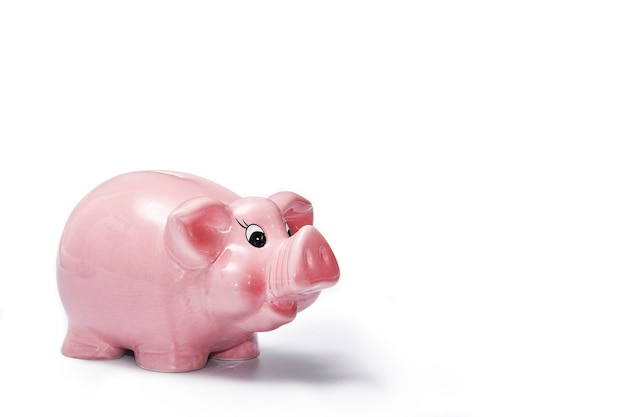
[57, 218, 186, 355]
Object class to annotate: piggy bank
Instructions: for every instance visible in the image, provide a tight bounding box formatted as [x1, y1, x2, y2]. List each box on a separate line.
[57, 171, 339, 372]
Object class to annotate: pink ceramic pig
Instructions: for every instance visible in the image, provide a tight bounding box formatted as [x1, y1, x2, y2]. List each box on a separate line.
[57, 171, 339, 372]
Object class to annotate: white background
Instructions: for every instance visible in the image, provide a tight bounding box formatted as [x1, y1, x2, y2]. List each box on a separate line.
[1, 1, 625, 416]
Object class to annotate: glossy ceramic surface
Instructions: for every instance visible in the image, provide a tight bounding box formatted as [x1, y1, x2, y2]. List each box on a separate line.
[57, 171, 340, 372]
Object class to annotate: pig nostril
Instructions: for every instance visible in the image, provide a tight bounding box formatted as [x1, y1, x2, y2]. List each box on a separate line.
[304, 249, 313, 267]
[319, 246, 329, 263]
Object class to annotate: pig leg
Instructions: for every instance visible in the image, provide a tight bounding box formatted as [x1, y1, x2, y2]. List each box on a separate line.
[133, 347, 210, 372]
[211, 334, 259, 361]
[61, 327, 125, 360]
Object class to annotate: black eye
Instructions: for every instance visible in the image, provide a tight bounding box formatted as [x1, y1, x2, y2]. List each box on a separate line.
[245, 224, 266, 248]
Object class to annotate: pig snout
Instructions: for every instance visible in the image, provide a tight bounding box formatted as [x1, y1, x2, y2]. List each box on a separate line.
[267, 225, 339, 299]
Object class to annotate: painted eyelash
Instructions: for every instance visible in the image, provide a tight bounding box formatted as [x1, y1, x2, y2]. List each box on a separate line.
[236, 219, 249, 229]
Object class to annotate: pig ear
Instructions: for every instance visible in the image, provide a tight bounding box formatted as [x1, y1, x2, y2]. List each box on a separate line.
[268, 191, 313, 233]
[165, 197, 232, 269]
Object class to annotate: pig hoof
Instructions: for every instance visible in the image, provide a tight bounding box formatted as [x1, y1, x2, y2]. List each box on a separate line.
[134, 350, 210, 372]
[61, 329, 124, 360]
[211, 335, 259, 361]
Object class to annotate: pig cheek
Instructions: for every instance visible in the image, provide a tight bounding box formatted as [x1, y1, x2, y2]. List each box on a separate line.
[210, 251, 266, 315]
[231, 268, 265, 303]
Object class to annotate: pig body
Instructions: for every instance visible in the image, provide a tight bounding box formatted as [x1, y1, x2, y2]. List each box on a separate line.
[57, 171, 339, 372]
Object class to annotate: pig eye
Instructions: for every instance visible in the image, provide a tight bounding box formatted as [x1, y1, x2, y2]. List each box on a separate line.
[245, 224, 266, 248]
[285, 222, 292, 237]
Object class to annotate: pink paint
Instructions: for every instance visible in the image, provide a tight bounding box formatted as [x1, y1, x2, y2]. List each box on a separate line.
[57, 171, 339, 372]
